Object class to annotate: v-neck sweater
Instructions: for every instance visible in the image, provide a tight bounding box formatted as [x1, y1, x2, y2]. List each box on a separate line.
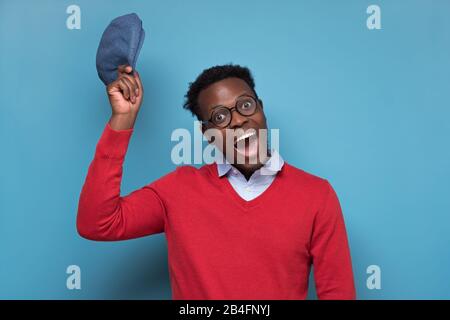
[77, 122, 356, 300]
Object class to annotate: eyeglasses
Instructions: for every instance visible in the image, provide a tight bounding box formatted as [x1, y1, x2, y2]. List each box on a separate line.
[201, 94, 259, 128]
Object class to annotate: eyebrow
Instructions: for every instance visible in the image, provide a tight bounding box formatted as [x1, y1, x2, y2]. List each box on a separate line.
[209, 92, 253, 111]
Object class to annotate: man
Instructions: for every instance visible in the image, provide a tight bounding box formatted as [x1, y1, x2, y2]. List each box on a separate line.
[77, 64, 356, 299]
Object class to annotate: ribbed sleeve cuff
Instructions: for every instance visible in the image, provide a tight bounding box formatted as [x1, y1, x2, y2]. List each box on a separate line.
[94, 122, 134, 159]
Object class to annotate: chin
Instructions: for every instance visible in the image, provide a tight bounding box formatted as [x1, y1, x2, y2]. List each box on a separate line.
[237, 162, 263, 172]
[231, 144, 262, 168]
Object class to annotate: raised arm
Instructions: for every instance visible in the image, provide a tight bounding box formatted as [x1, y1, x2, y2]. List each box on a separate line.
[76, 66, 166, 241]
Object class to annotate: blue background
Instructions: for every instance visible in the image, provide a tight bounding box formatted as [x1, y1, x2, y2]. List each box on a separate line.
[1, 0, 449, 299]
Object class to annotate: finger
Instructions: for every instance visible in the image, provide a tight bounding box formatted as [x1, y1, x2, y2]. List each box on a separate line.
[123, 75, 136, 103]
[118, 64, 132, 73]
[121, 76, 136, 103]
[118, 78, 131, 100]
[122, 73, 139, 97]
[117, 65, 133, 75]
[134, 71, 142, 94]
[107, 80, 120, 94]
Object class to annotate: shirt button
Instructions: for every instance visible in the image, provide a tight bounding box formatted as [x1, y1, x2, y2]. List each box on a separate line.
[245, 187, 252, 192]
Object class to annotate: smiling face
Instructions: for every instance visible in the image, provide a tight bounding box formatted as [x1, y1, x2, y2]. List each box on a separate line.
[198, 77, 269, 176]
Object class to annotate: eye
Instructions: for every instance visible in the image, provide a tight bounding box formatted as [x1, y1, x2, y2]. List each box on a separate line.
[213, 111, 227, 123]
[241, 101, 252, 109]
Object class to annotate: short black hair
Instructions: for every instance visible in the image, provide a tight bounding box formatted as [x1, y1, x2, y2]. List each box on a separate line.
[183, 63, 257, 120]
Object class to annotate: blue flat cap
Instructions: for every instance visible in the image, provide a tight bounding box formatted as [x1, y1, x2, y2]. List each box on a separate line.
[96, 13, 145, 85]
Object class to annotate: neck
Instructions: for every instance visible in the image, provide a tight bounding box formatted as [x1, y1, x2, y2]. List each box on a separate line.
[233, 149, 272, 181]
[234, 163, 263, 181]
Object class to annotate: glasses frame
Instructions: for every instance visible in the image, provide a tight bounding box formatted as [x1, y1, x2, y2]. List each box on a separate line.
[201, 94, 260, 128]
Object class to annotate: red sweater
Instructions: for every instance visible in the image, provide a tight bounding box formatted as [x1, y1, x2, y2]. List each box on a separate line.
[77, 123, 356, 300]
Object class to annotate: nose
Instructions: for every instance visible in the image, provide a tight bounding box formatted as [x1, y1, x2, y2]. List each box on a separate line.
[229, 109, 248, 129]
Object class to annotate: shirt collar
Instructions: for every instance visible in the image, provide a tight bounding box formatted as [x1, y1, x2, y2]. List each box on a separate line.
[216, 149, 284, 178]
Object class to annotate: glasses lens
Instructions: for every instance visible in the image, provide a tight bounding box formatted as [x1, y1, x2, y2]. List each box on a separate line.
[236, 96, 257, 116]
[211, 107, 231, 127]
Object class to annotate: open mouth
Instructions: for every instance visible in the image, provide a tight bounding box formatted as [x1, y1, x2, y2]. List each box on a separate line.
[233, 130, 259, 159]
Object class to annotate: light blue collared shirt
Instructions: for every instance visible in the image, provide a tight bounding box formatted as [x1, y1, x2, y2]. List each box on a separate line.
[216, 150, 285, 201]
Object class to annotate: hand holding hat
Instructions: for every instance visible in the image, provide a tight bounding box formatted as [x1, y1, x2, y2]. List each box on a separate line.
[95, 13, 146, 130]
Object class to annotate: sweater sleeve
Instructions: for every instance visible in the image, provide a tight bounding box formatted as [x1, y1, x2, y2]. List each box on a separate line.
[310, 181, 356, 299]
[76, 122, 166, 241]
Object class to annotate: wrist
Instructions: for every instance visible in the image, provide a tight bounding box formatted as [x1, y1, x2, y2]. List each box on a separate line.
[109, 113, 137, 130]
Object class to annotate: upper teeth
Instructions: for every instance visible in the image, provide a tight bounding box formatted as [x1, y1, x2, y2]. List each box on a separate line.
[236, 131, 256, 143]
